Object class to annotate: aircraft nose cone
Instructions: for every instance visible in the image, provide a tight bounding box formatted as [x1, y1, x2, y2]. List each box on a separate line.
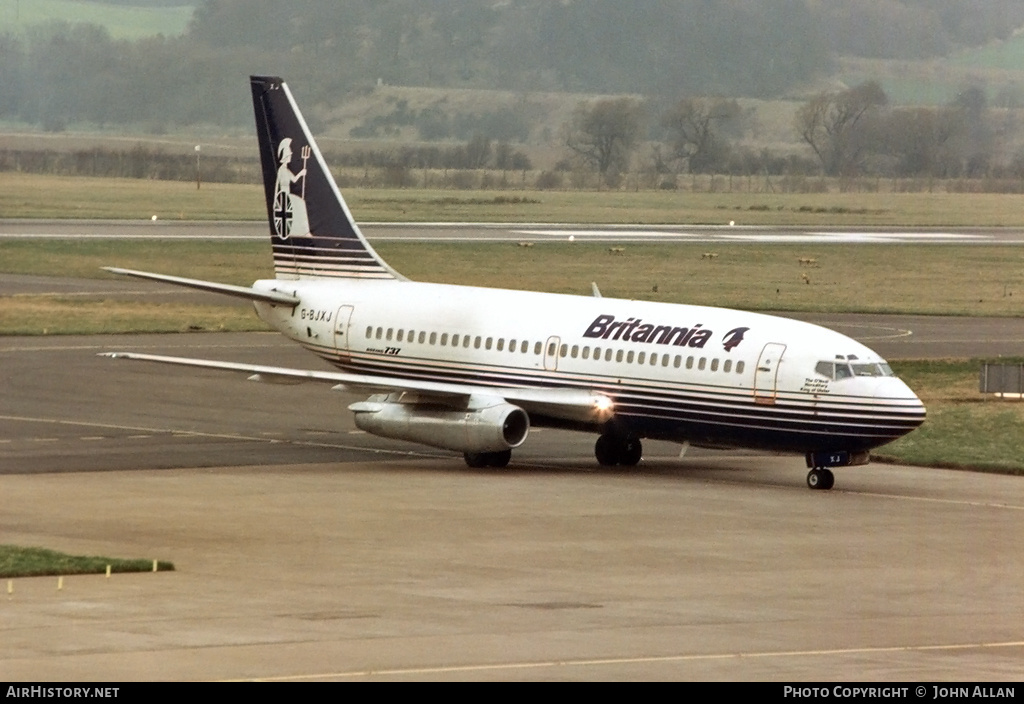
[874, 377, 926, 433]
[908, 395, 927, 428]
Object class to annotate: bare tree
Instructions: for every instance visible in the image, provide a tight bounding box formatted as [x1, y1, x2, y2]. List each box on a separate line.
[883, 107, 963, 177]
[662, 97, 741, 174]
[796, 81, 888, 176]
[564, 98, 644, 184]
[949, 85, 996, 177]
[463, 134, 493, 169]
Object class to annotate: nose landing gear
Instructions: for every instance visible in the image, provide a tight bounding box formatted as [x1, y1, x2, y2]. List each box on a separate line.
[804, 450, 869, 491]
[806, 468, 835, 491]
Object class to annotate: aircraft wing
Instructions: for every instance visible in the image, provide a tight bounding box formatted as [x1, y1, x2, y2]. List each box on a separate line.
[100, 352, 611, 423]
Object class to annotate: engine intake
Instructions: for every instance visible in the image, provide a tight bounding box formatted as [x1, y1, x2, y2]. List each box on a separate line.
[350, 396, 529, 453]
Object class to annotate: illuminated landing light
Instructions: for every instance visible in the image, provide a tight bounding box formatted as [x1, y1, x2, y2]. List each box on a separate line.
[594, 394, 615, 420]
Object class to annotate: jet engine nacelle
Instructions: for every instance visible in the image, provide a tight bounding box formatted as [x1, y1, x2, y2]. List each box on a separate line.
[349, 395, 529, 453]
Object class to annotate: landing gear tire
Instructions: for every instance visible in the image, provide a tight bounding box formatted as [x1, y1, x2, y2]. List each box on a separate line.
[620, 437, 642, 466]
[595, 435, 618, 466]
[464, 450, 512, 469]
[488, 449, 512, 468]
[595, 434, 642, 467]
[806, 468, 835, 491]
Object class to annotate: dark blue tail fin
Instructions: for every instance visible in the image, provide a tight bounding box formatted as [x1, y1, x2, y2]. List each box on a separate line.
[250, 76, 402, 281]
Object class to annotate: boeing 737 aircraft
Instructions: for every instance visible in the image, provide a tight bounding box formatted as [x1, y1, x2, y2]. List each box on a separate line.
[103, 76, 926, 490]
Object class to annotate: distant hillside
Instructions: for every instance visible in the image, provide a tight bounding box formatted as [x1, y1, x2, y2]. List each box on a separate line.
[0, 0, 193, 39]
[955, 30, 1024, 72]
[835, 30, 1024, 108]
[3, 0, 1024, 146]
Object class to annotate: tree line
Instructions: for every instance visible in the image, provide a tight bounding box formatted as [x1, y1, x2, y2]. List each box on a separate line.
[564, 84, 1024, 185]
[7, 85, 1024, 191]
[0, 136, 530, 183]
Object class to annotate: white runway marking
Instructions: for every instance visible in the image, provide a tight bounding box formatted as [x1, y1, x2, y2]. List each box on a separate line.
[241, 639, 1024, 681]
[723, 231, 991, 243]
[4, 222, 1023, 244]
[0, 414, 440, 459]
[856, 490, 1024, 512]
[516, 229, 997, 243]
[817, 322, 914, 340]
[807, 231, 989, 240]
[515, 229, 707, 238]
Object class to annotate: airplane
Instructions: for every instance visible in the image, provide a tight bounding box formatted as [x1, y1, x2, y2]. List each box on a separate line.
[102, 75, 926, 491]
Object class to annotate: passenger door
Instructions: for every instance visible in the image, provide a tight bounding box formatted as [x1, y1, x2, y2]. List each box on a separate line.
[333, 305, 354, 363]
[753, 342, 786, 405]
[543, 335, 561, 371]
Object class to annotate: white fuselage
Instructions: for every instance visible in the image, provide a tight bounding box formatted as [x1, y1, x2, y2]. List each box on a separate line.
[252, 278, 925, 454]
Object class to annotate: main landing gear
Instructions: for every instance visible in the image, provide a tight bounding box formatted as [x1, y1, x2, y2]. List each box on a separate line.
[806, 468, 835, 491]
[595, 433, 642, 467]
[463, 449, 512, 468]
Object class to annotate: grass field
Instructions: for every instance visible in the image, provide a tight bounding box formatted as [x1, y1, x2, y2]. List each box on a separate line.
[8, 173, 1024, 226]
[875, 360, 1024, 474]
[2, 240, 1022, 335]
[0, 544, 174, 578]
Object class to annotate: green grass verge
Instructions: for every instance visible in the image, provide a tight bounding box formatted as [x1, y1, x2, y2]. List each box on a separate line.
[0, 175, 264, 221]
[876, 360, 1024, 474]
[0, 297, 266, 335]
[8, 173, 1024, 226]
[375, 242, 1024, 316]
[0, 544, 174, 578]
[0, 238, 273, 285]
[875, 403, 1024, 473]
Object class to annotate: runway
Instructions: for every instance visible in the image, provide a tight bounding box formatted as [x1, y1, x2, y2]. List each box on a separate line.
[2, 222, 1023, 681]
[4, 218, 1024, 243]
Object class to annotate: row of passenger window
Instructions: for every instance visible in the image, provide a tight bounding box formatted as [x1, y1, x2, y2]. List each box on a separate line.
[368, 325, 539, 353]
[366, 326, 745, 374]
[555, 341, 745, 374]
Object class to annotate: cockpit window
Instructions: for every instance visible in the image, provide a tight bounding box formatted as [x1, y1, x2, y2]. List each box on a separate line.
[816, 360, 894, 380]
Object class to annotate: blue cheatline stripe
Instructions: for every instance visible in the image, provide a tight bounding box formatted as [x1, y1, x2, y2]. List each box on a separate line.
[303, 342, 923, 441]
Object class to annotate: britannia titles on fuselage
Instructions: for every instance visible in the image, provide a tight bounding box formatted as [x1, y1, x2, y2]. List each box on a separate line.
[583, 313, 714, 348]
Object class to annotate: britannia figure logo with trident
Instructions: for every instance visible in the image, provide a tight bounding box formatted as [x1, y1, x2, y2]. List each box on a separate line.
[272, 137, 311, 239]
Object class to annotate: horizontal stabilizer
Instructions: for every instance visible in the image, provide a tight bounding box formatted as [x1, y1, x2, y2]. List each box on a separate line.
[103, 267, 300, 306]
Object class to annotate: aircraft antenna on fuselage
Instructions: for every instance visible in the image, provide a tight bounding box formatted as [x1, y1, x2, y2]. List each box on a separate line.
[249, 75, 406, 282]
